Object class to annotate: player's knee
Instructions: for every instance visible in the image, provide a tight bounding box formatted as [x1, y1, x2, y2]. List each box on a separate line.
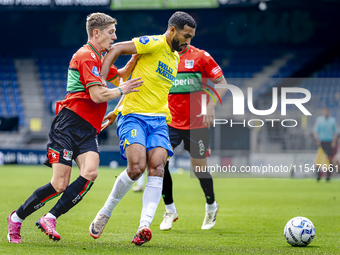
[149, 164, 164, 177]
[51, 182, 68, 193]
[128, 163, 146, 180]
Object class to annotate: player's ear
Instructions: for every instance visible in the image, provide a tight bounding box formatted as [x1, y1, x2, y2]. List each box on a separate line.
[169, 26, 176, 36]
[93, 29, 100, 38]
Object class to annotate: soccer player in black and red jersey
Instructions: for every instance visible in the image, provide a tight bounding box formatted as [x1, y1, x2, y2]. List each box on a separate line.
[159, 44, 228, 230]
[7, 12, 143, 243]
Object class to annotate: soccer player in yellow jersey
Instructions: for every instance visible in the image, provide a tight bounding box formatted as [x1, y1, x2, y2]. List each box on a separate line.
[89, 12, 196, 245]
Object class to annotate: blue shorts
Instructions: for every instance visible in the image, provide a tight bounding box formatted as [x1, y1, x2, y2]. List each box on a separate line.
[116, 113, 173, 160]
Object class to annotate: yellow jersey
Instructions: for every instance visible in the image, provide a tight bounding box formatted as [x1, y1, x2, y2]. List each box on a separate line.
[116, 34, 179, 123]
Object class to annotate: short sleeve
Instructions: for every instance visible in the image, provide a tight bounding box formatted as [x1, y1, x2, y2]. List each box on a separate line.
[132, 36, 161, 55]
[202, 51, 224, 83]
[79, 59, 103, 89]
[107, 65, 118, 83]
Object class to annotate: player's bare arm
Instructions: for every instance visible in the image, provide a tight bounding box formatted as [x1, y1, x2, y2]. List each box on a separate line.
[88, 77, 143, 104]
[117, 54, 140, 83]
[104, 54, 140, 87]
[203, 77, 229, 126]
[100, 41, 138, 81]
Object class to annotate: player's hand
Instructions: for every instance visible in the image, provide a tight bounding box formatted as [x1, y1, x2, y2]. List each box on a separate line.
[203, 103, 215, 127]
[119, 77, 143, 95]
[101, 111, 117, 131]
[131, 54, 141, 60]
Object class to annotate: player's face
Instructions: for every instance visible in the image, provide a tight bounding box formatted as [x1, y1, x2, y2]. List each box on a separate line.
[171, 25, 195, 52]
[98, 24, 117, 52]
[323, 108, 330, 118]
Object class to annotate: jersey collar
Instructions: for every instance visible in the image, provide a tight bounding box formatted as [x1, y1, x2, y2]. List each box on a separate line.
[179, 45, 190, 56]
[87, 42, 102, 60]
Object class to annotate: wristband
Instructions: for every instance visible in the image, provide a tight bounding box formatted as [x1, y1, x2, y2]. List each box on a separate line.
[118, 87, 123, 96]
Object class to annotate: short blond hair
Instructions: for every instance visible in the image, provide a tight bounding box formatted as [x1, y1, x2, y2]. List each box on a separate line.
[86, 13, 117, 39]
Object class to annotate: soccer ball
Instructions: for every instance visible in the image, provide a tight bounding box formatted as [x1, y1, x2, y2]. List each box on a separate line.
[284, 216, 315, 247]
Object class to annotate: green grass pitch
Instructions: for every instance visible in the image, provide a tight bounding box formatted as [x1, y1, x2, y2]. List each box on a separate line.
[1, 165, 340, 254]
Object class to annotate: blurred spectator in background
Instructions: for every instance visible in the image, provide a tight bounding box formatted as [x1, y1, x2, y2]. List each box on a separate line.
[313, 107, 337, 182]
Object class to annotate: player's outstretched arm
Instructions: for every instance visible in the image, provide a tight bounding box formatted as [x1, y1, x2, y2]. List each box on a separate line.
[118, 54, 140, 83]
[88, 77, 142, 104]
[100, 41, 138, 82]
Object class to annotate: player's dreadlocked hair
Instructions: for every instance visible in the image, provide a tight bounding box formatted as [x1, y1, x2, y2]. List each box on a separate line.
[86, 13, 117, 39]
[167, 11, 196, 31]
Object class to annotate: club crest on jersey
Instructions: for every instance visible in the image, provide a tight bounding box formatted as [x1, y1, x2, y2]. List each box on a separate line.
[92, 66, 99, 77]
[185, 60, 194, 69]
[63, 149, 73, 161]
[139, 36, 149, 45]
[131, 129, 137, 138]
[48, 148, 60, 164]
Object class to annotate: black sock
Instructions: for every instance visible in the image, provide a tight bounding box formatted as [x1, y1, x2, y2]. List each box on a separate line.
[162, 161, 174, 205]
[326, 170, 331, 181]
[49, 176, 93, 218]
[317, 168, 321, 180]
[194, 171, 215, 204]
[16, 183, 60, 220]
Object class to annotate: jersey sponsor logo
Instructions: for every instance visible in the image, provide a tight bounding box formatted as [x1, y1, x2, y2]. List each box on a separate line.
[204, 52, 210, 57]
[131, 129, 137, 138]
[92, 66, 99, 77]
[91, 53, 96, 59]
[48, 148, 60, 164]
[170, 72, 202, 93]
[156, 61, 175, 82]
[139, 36, 149, 45]
[63, 149, 73, 161]
[185, 59, 194, 69]
[212, 66, 222, 75]
[173, 77, 195, 87]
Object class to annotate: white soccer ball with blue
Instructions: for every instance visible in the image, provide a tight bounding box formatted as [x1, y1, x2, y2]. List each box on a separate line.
[284, 216, 315, 247]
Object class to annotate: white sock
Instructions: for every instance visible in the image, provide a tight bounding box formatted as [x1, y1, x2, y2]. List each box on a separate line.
[11, 212, 24, 223]
[206, 201, 217, 211]
[101, 169, 135, 217]
[44, 213, 57, 220]
[136, 172, 145, 187]
[139, 176, 163, 228]
[165, 202, 176, 214]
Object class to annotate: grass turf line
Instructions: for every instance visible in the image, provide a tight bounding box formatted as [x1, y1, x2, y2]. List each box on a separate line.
[1, 165, 340, 254]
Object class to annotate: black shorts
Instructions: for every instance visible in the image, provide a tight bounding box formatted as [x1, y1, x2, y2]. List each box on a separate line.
[321, 141, 336, 157]
[44, 108, 99, 167]
[168, 126, 210, 159]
